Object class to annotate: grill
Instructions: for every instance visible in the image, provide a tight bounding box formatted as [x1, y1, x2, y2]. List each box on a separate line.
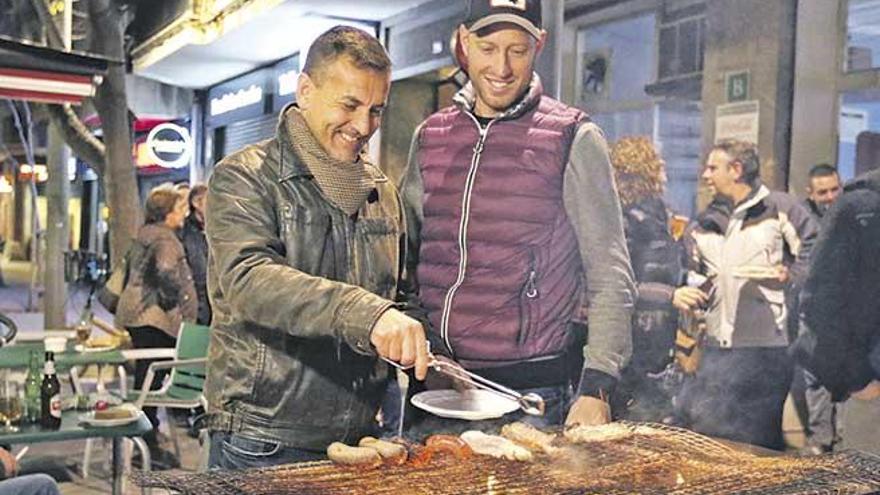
[133, 422, 880, 494]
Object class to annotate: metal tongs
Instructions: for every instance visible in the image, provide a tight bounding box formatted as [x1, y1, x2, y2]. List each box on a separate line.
[381, 344, 546, 417]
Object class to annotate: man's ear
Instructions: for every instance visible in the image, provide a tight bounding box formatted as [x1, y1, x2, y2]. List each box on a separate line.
[297, 72, 314, 111]
[458, 25, 471, 62]
[730, 161, 745, 182]
[535, 29, 547, 55]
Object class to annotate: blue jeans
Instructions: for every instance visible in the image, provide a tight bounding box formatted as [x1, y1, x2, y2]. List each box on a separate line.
[0, 474, 60, 495]
[207, 432, 325, 470]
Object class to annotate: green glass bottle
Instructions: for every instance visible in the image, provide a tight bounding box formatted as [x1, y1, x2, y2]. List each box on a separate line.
[23, 351, 41, 423]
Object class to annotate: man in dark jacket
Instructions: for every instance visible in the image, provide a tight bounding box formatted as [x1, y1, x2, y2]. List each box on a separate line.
[204, 26, 428, 469]
[796, 167, 880, 454]
[796, 163, 842, 454]
[402, 0, 636, 429]
[179, 184, 211, 325]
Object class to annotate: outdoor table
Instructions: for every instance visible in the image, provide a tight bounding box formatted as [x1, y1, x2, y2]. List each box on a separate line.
[0, 341, 130, 396]
[0, 341, 127, 371]
[0, 410, 152, 494]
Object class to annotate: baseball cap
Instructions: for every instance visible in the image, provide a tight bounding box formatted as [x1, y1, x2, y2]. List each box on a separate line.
[464, 0, 543, 40]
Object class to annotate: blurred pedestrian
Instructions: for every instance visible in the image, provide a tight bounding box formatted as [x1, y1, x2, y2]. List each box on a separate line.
[115, 184, 197, 467]
[179, 184, 211, 325]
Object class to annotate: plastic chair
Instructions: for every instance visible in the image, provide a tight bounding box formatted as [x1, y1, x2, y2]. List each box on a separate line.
[130, 322, 210, 465]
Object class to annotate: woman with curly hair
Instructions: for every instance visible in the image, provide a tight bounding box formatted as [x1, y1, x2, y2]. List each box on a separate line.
[609, 136, 704, 421]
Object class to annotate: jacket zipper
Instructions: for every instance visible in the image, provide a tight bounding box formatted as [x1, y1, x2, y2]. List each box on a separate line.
[518, 252, 539, 346]
[440, 115, 495, 355]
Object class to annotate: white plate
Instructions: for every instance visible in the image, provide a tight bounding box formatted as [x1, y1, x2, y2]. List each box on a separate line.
[410, 389, 519, 421]
[79, 404, 142, 427]
[731, 265, 781, 280]
[74, 344, 117, 353]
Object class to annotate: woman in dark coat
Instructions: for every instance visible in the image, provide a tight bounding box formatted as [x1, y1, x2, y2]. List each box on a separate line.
[609, 136, 703, 421]
[116, 184, 197, 465]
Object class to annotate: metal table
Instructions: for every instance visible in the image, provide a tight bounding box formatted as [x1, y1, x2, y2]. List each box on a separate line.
[0, 410, 152, 494]
[0, 342, 127, 371]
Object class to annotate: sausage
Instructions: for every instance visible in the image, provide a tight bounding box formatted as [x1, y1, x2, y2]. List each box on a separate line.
[358, 436, 408, 465]
[424, 434, 474, 459]
[326, 442, 382, 468]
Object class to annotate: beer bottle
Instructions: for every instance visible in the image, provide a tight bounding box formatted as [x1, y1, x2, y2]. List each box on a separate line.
[23, 351, 41, 423]
[40, 351, 61, 429]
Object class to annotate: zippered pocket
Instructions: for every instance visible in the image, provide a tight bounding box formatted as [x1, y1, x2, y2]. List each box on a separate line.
[517, 253, 540, 347]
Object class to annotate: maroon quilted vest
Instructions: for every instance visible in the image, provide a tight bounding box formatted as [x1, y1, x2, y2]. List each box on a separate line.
[417, 92, 587, 368]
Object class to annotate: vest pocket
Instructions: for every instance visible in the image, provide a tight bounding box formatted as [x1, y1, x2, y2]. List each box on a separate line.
[517, 266, 540, 347]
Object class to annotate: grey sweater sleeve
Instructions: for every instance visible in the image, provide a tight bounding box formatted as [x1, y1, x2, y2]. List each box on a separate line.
[563, 122, 636, 395]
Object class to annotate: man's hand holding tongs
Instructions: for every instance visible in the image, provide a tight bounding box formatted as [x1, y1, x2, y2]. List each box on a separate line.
[371, 308, 430, 380]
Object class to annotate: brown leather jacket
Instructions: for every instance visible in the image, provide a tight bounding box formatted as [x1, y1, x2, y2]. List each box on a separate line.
[115, 223, 197, 337]
[204, 109, 421, 450]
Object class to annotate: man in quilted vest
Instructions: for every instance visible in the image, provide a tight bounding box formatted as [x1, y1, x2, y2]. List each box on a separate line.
[401, 0, 636, 428]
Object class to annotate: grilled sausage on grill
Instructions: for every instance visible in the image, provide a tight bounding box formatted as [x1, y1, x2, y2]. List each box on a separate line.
[424, 434, 474, 459]
[500, 422, 560, 455]
[327, 442, 382, 468]
[460, 431, 533, 461]
[358, 437, 408, 465]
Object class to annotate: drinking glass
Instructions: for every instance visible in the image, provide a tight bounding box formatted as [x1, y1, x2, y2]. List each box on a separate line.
[0, 378, 22, 432]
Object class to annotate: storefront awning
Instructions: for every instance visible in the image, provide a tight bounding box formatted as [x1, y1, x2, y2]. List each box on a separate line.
[0, 36, 109, 105]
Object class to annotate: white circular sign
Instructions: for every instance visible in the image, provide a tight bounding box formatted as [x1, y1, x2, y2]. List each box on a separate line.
[146, 123, 192, 169]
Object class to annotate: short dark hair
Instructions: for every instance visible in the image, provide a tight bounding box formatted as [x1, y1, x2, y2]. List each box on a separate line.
[808, 163, 838, 179]
[144, 184, 182, 225]
[189, 183, 207, 210]
[712, 139, 760, 186]
[302, 26, 391, 82]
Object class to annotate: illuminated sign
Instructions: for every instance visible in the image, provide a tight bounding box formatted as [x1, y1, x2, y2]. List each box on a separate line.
[146, 123, 192, 169]
[209, 84, 263, 117]
[277, 69, 298, 96]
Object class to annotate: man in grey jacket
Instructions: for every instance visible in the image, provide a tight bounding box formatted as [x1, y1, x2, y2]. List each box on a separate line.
[677, 140, 818, 450]
[401, 0, 636, 428]
[204, 26, 428, 469]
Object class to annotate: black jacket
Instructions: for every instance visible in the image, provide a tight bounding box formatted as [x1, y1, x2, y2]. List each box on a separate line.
[179, 214, 211, 325]
[204, 107, 421, 450]
[795, 168, 880, 400]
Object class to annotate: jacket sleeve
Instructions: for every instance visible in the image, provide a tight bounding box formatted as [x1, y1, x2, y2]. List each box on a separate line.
[563, 122, 637, 398]
[799, 195, 874, 398]
[399, 124, 447, 355]
[206, 159, 394, 355]
[780, 197, 819, 289]
[150, 235, 194, 314]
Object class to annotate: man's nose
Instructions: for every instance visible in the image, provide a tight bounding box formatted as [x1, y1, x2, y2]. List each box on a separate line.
[492, 52, 513, 77]
[351, 110, 371, 137]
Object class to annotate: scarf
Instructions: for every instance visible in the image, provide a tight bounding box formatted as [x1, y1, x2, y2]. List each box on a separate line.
[286, 107, 374, 215]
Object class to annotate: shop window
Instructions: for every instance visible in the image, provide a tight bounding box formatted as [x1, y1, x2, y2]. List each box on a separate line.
[576, 14, 657, 105]
[575, 12, 702, 218]
[838, 89, 880, 179]
[846, 0, 880, 71]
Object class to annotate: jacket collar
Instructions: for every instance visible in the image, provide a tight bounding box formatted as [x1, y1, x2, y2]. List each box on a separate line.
[732, 184, 769, 216]
[453, 72, 543, 121]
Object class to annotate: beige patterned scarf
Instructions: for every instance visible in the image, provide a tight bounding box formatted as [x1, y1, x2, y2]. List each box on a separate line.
[287, 107, 374, 215]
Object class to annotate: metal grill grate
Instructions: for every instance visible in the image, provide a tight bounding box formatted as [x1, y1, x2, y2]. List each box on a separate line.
[133, 422, 880, 495]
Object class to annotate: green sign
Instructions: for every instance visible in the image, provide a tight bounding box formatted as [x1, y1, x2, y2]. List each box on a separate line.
[726, 71, 749, 102]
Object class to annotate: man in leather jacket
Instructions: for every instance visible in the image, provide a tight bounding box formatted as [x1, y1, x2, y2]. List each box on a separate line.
[204, 26, 429, 469]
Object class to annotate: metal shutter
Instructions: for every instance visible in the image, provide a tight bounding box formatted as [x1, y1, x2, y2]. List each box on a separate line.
[221, 114, 277, 157]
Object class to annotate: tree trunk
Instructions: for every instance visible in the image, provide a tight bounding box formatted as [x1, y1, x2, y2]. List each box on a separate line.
[45, 122, 70, 329]
[88, 0, 141, 265]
